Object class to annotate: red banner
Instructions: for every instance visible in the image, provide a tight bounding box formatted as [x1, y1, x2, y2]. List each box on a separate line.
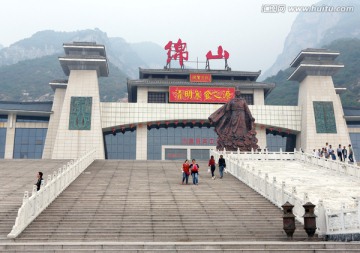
[190, 73, 212, 83]
[169, 86, 235, 103]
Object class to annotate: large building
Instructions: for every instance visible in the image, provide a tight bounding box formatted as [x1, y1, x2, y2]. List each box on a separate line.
[0, 42, 359, 161]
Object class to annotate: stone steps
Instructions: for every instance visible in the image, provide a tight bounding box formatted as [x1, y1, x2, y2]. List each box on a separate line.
[10, 160, 310, 242]
[2, 159, 359, 251]
[1, 242, 360, 252]
[0, 160, 70, 238]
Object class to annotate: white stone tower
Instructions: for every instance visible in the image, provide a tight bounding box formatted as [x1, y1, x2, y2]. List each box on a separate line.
[45, 42, 108, 159]
[288, 48, 350, 152]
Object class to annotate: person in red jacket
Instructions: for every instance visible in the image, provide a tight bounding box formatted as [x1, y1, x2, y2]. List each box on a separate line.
[182, 159, 190, 184]
[189, 159, 200, 185]
[208, 155, 216, 179]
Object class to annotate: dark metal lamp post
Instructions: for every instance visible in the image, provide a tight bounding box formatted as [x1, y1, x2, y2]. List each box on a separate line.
[282, 201, 296, 239]
[303, 202, 317, 239]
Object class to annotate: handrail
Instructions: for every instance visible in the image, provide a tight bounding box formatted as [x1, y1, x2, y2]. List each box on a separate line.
[211, 149, 360, 237]
[7, 148, 97, 238]
[294, 151, 360, 179]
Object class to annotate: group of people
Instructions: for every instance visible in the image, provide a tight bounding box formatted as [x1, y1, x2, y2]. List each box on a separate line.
[208, 155, 226, 180]
[181, 155, 227, 185]
[181, 159, 199, 185]
[312, 143, 354, 163]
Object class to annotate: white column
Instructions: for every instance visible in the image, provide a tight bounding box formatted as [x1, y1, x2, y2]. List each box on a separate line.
[4, 113, 16, 159]
[253, 89, 265, 105]
[42, 88, 66, 159]
[136, 124, 147, 160]
[256, 127, 267, 150]
[137, 87, 148, 103]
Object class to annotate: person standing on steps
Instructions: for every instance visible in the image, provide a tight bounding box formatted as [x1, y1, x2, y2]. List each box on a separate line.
[182, 159, 190, 184]
[348, 144, 354, 163]
[189, 159, 200, 185]
[208, 155, 216, 180]
[337, 144, 343, 162]
[218, 155, 226, 179]
[342, 146, 348, 163]
[35, 171, 43, 191]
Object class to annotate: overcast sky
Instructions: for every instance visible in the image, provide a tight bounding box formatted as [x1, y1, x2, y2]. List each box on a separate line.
[1, 0, 320, 72]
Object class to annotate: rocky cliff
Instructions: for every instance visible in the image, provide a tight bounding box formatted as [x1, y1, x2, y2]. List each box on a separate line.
[261, 0, 360, 80]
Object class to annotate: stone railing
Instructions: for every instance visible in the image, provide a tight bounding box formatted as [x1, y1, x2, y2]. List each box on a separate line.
[7, 148, 97, 238]
[225, 148, 296, 161]
[295, 150, 360, 238]
[211, 149, 360, 237]
[295, 151, 360, 179]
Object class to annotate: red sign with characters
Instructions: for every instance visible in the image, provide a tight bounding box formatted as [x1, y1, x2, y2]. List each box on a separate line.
[206, 45, 229, 60]
[190, 73, 212, 83]
[182, 138, 217, 145]
[164, 38, 188, 68]
[169, 86, 235, 103]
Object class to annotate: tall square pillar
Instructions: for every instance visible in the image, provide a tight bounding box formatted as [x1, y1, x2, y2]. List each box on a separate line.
[50, 42, 108, 159]
[288, 49, 351, 152]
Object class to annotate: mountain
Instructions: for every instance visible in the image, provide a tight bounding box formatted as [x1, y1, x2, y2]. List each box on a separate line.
[0, 29, 165, 78]
[261, 0, 360, 80]
[0, 29, 166, 102]
[265, 38, 360, 108]
[130, 42, 166, 69]
[0, 54, 128, 102]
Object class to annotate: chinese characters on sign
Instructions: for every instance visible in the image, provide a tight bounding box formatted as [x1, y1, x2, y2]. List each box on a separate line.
[69, 97, 92, 130]
[313, 101, 337, 133]
[182, 138, 217, 145]
[164, 38, 189, 69]
[206, 46, 229, 60]
[205, 45, 231, 70]
[190, 73, 212, 83]
[169, 86, 235, 103]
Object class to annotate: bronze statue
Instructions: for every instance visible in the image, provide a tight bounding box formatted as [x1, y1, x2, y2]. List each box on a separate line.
[208, 90, 258, 151]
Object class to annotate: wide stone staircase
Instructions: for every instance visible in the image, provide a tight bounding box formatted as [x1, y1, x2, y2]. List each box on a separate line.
[0, 159, 69, 241]
[1, 160, 360, 252]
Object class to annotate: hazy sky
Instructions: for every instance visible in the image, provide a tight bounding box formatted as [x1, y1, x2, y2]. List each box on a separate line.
[1, 0, 320, 72]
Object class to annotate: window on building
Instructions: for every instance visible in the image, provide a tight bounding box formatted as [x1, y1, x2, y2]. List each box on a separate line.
[241, 94, 254, 105]
[190, 149, 210, 160]
[104, 131, 136, 159]
[13, 128, 47, 159]
[147, 126, 218, 160]
[266, 134, 287, 152]
[16, 115, 50, 123]
[0, 128, 6, 158]
[148, 92, 167, 103]
[0, 115, 7, 122]
[349, 133, 359, 161]
[347, 122, 360, 128]
[165, 148, 187, 160]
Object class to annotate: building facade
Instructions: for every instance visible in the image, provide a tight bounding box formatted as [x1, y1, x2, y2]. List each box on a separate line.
[0, 43, 359, 161]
